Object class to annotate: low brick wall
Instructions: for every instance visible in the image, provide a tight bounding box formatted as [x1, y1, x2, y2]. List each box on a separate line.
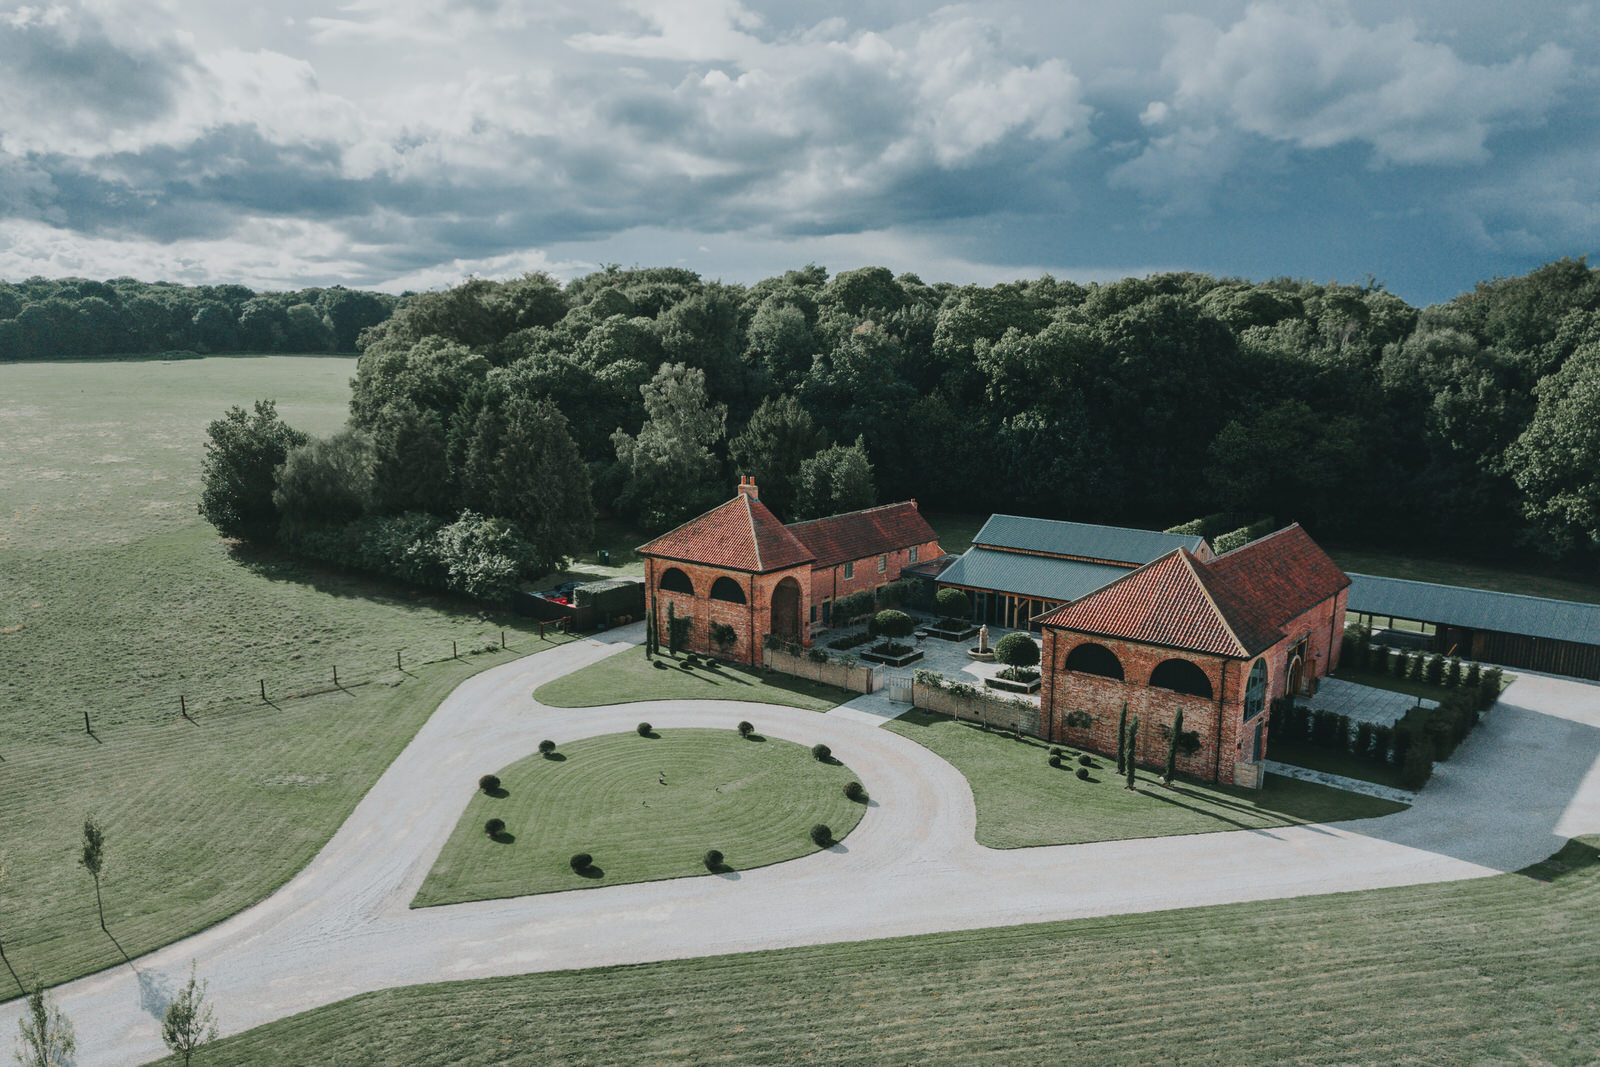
[763, 649, 884, 694]
[913, 681, 1042, 739]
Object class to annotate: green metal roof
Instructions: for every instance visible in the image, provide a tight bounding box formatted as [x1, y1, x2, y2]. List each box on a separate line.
[936, 546, 1129, 603]
[974, 514, 1207, 565]
[1348, 573, 1600, 646]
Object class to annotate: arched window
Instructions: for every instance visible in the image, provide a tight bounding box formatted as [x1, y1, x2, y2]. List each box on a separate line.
[1243, 658, 1268, 720]
[659, 567, 694, 595]
[1065, 642, 1124, 680]
[1149, 658, 1213, 699]
[709, 576, 747, 604]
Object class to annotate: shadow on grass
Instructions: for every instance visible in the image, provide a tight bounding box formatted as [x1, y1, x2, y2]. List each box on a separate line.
[542, 752, 567, 762]
[489, 831, 516, 844]
[576, 865, 605, 879]
[1516, 838, 1600, 882]
[484, 786, 509, 799]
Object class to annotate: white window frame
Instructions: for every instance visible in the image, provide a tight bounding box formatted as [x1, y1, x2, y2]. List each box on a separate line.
[843, 561, 854, 580]
[877, 554, 887, 573]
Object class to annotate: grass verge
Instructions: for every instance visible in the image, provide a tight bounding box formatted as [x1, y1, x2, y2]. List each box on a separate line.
[533, 646, 847, 712]
[884, 710, 1404, 848]
[415, 729, 864, 905]
[150, 838, 1600, 1065]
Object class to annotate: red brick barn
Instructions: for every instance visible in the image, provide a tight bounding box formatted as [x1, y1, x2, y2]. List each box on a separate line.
[1039, 525, 1349, 788]
[637, 480, 944, 666]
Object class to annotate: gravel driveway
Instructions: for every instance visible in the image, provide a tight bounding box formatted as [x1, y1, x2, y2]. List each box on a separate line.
[6, 626, 1599, 1066]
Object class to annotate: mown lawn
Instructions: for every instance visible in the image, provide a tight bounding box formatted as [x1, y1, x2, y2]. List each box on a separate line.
[534, 645, 846, 712]
[0, 357, 572, 991]
[151, 838, 1600, 1066]
[884, 710, 1405, 848]
[415, 729, 865, 906]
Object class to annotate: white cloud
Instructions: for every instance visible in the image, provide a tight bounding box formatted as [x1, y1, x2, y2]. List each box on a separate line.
[1157, 3, 1573, 167]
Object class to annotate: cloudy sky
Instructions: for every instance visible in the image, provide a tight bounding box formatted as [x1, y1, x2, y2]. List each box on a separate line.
[1, 0, 1596, 304]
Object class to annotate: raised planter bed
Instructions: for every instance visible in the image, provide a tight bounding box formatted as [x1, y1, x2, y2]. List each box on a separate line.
[924, 624, 980, 642]
[861, 643, 924, 667]
[984, 674, 1042, 694]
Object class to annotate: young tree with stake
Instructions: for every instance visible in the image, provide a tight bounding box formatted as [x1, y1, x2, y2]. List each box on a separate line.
[1124, 715, 1138, 790]
[79, 816, 106, 931]
[13, 980, 76, 1067]
[1115, 702, 1128, 774]
[162, 961, 219, 1066]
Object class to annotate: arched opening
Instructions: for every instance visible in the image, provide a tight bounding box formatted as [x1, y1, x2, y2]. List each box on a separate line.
[709, 576, 747, 604]
[770, 576, 803, 640]
[1286, 654, 1304, 696]
[659, 567, 694, 595]
[1065, 642, 1124, 680]
[1149, 658, 1213, 699]
[1243, 658, 1268, 721]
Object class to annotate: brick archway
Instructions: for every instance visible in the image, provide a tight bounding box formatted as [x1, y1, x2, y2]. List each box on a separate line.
[771, 577, 802, 640]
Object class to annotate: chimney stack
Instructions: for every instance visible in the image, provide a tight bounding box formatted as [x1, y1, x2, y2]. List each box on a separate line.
[736, 476, 759, 501]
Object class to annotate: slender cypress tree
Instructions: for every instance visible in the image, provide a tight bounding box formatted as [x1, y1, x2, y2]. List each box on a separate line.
[646, 593, 658, 659]
[1116, 701, 1129, 774]
[1164, 708, 1183, 785]
[1124, 716, 1138, 790]
[666, 600, 678, 656]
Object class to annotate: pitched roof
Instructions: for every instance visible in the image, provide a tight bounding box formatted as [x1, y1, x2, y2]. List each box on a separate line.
[786, 501, 939, 569]
[937, 547, 1128, 603]
[974, 514, 1207, 565]
[1039, 549, 1283, 657]
[637, 495, 815, 573]
[1348, 573, 1600, 645]
[1207, 523, 1350, 626]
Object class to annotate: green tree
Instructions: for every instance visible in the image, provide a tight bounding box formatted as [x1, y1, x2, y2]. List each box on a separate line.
[993, 632, 1040, 669]
[13, 981, 75, 1067]
[1164, 708, 1183, 785]
[873, 610, 914, 641]
[161, 962, 219, 1066]
[272, 429, 375, 542]
[368, 399, 451, 515]
[1124, 716, 1138, 790]
[79, 816, 106, 931]
[1116, 702, 1129, 775]
[197, 400, 308, 543]
[792, 437, 875, 520]
[729, 395, 828, 520]
[1505, 342, 1600, 555]
[611, 363, 727, 532]
[458, 395, 594, 573]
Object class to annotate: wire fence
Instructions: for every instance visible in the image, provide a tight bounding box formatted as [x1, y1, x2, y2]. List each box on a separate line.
[9, 620, 578, 744]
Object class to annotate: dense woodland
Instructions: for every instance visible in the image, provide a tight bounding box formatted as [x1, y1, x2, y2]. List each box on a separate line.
[0, 276, 395, 357]
[30, 259, 1600, 593]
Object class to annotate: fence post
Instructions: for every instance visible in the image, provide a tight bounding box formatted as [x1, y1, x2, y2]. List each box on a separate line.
[501, 630, 506, 649]
[180, 695, 187, 719]
[260, 679, 266, 702]
[396, 650, 402, 670]
[84, 710, 91, 734]
[333, 665, 338, 687]
[452, 640, 458, 659]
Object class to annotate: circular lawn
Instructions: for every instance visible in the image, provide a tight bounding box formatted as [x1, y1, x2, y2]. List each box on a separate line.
[413, 727, 867, 906]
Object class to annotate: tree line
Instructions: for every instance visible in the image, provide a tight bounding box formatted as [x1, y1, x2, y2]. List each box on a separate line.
[190, 258, 1600, 594]
[0, 277, 396, 358]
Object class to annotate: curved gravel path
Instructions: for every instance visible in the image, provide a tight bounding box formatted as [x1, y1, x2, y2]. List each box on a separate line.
[6, 627, 1600, 1066]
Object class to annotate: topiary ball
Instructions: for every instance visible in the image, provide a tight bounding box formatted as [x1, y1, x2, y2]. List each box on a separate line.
[703, 848, 724, 870]
[570, 852, 593, 872]
[811, 743, 832, 762]
[484, 817, 505, 837]
[1049, 747, 1063, 757]
[637, 722, 652, 737]
[538, 739, 556, 756]
[1078, 754, 1092, 767]
[478, 774, 501, 794]
[810, 823, 832, 847]
[737, 720, 754, 737]
[1076, 767, 1090, 781]
[1048, 754, 1062, 768]
[843, 780, 866, 802]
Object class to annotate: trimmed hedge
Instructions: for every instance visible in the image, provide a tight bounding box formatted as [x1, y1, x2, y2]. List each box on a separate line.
[810, 824, 832, 847]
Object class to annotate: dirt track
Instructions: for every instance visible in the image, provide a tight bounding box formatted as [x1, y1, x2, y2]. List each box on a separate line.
[5, 624, 1598, 1066]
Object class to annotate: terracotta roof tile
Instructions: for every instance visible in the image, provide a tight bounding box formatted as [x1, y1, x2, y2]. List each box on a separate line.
[786, 502, 939, 569]
[1040, 549, 1280, 656]
[637, 495, 815, 573]
[1206, 523, 1351, 625]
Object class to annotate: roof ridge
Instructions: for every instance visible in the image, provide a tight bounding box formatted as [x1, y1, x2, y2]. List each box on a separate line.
[744, 495, 762, 572]
[1214, 521, 1301, 559]
[1181, 549, 1251, 657]
[787, 499, 917, 527]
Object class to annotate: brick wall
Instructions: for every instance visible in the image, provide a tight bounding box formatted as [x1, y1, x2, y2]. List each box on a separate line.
[811, 538, 942, 623]
[645, 557, 813, 666]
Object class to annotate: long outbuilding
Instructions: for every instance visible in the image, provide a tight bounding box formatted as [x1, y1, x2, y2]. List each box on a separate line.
[1347, 573, 1600, 680]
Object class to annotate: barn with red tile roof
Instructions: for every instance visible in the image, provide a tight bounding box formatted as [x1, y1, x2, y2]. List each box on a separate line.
[637, 479, 942, 665]
[1040, 524, 1350, 788]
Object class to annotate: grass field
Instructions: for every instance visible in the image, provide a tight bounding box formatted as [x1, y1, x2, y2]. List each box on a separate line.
[149, 838, 1600, 1065]
[884, 711, 1405, 847]
[1330, 545, 1600, 603]
[414, 729, 865, 906]
[534, 646, 847, 712]
[0, 357, 573, 992]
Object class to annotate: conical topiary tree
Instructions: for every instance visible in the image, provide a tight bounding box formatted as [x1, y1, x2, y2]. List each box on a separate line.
[1116, 702, 1129, 774]
[1164, 708, 1182, 785]
[1124, 716, 1138, 790]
